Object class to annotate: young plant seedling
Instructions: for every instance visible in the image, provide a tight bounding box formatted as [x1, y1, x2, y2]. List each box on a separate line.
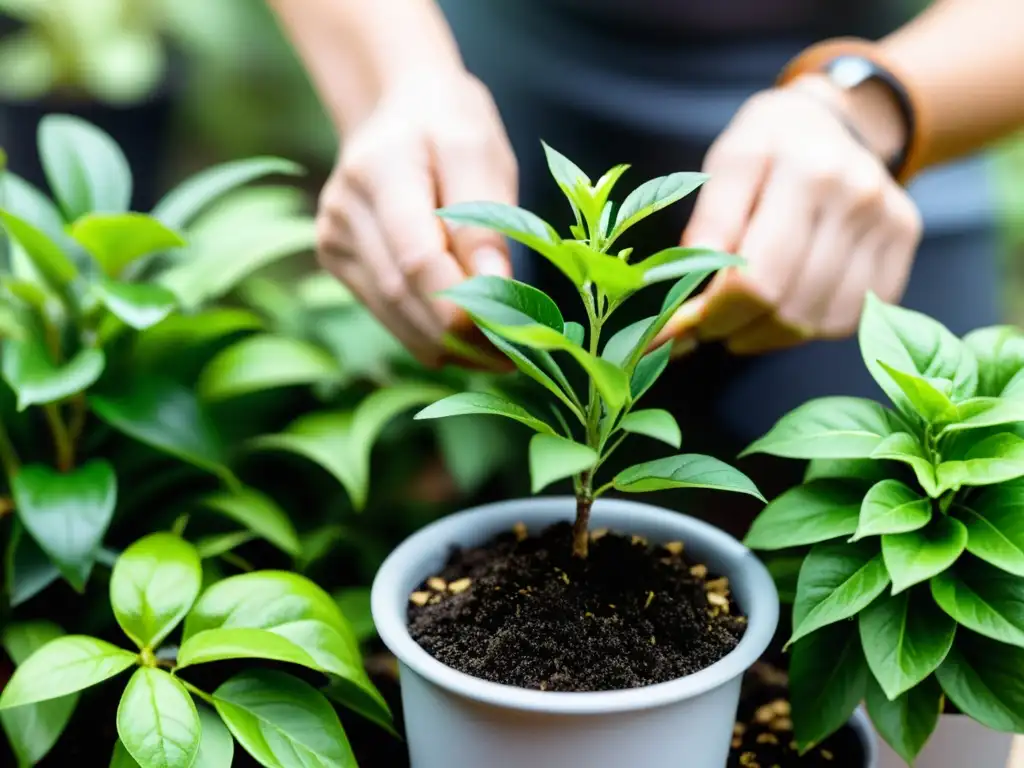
[417, 143, 764, 558]
[744, 295, 1024, 764]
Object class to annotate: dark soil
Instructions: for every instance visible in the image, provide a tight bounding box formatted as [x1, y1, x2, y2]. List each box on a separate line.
[728, 662, 866, 768]
[407, 521, 747, 692]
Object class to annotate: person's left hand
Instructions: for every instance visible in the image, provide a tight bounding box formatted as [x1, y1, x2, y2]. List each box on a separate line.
[654, 75, 923, 356]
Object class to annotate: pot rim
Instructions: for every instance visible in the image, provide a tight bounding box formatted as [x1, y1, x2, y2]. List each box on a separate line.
[371, 496, 779, 715]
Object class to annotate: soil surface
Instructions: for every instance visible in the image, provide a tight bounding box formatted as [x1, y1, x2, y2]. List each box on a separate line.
[728, 663, 865, 768]
[407, 522, 747, 692]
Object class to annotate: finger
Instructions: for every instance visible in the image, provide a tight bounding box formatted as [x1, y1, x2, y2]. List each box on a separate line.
[819, 228, 882, 338]
[433, 134, 517, 277]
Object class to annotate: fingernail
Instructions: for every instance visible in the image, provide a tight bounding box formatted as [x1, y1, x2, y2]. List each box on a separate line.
[473, 246, 510, 277]
[671, 335, 698, 359]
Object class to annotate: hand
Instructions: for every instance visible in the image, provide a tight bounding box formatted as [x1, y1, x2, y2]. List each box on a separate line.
[655, 76, 923, 356]
[316, 70, 517, 366]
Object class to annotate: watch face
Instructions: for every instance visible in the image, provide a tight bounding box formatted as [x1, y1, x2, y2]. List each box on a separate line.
[828, 56, 875, 89]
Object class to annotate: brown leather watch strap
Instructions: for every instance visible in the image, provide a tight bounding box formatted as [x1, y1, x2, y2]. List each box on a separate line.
[777, 37, 928, 184]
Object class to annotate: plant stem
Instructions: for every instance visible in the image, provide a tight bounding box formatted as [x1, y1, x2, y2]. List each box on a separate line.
[43, 404, 74, 472]
[68, 393, 88, 443]
[573, 289, 604, 559]
[573, 491, 592, 558]
[0, 419, 20, 480]
[0, 496, 12, 518]
[181, 679, 216, 706]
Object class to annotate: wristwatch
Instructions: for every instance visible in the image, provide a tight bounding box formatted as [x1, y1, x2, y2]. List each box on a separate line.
[777, 38, 923, 184]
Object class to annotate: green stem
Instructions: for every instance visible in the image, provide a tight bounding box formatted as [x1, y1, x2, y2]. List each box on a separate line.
[938, 491, 955, 515]
[596, 433, 627, 470]
[574, 288, 605, 559]
[181, 679, 216, 706]
[0, 419, 20, 480]
[43, 404, 74, 472]
[593, 480, 615, 499]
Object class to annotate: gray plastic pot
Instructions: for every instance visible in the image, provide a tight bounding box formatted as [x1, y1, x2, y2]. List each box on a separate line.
[850, 707, 881, 767]
[371, 496, 779, 768]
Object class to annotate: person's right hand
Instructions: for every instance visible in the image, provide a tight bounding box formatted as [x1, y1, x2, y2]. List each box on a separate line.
[316, 69, 518, 367]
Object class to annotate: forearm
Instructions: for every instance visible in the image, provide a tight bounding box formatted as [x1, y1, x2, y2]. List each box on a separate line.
[881, 0, 1024, 169]
[265, 0, 463, 132]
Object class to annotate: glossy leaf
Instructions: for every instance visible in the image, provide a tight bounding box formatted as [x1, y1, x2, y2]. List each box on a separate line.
[636, 247, 743, 285]
[931, 559, 1024, 647]
[214, 670, 356, 768]
[250, 384, 449, 510]
[956, 482, 1024, 575]
[439, 276, 564, 330]
[38, 114, 131, 218]
[196, 531, 256, 559]
[563, 241, 643, 300]
[2, 337, 104, 410]
[436, 202, 581, 282]
[0, 635, 136, 709]
[95, 278, 177, 329]
[198, 333, 340, 401]
[936, 432, 1024, 492]
[602, 317, 654, 367]
[877, 361, 955, 423]
[109, 740, 139, 767]
[0, 622, 79, 767]
[882, 515, 967, 594]
[481, 329, 582, 417]
[612, 172, 707, 237]
[744, 396, 904, 459]
[871, 432, 940, 498]
[116, 667, 200, 768]
[541, 141, 590, 202]
[334, 588, 375, 644]
[178, 627, 326, 671]
[625, 270, 715, 374]
[198, 487, 301, 557]
[790, 541, 889, 645]
[6, 523, 61, 607]
[859, 590, 955, 699]
[865, 674, 943, 764]
[70, 213, 185, 276]
[936, 633, 1024, 732]
[194, 704, 234, 768]
[858, 292, 977, 409]
[110, 533, 202, 649]
[804, 457, 893, 485]
[91, 378, 233, 482]
[613, 454, 764, 500]
[619, 408, 681, 447]
[630, 342, 671, 400]
[963, 325, 1024, 397]
[744, 480, 862, 551]
[528, 434, 597, 493]
[12, 460, 116, 591]
[789, 622, 869, 752]
[0, 209, 77, 287]
[852, 479, 932, 541]
[415, 391, 556, 435]
[940, 397, 1024, 435]
[152, 156, 304, 229]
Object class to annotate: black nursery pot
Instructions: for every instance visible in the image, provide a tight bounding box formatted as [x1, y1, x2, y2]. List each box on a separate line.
[0, 89, 173, 210]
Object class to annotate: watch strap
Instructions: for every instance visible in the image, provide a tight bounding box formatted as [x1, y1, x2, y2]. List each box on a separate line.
[777, 37, 926, 184]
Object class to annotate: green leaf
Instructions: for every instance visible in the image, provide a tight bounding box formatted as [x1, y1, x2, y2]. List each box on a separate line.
[859, 292, 978, 409]
[882, 515, 968, 594]
[134, 308, 263, 368]
[624, 270, 715, 375]
[415, 391, 555, 435]
[198, 334, 340, 401]
[110, 533, 202, 649]
[214, 670, 356, 768]
[866, 674, 943, 764]
[935, 633, 1024, 732]
[440, 275, 563, 331]
[6, 523, 60, 607]
[0, 635, 136, 709]
[528, 434, 598, 493]
[39, 115, 131, 218]
[541, 141, 590, 206]
[109, 740, 139, 767]
[0, 171, 65, 243]
[619, 408, 681, 447]
[744, 480, 862, 551]
[70, 213, 186, 277]
[789, 622, 869, 752]
[852, 479, 932, 541]
[630, 342, 671, 400]
[859, 590, 956, 699]
[250, 384, 449, 510]
[334, 588, 375, 644]
[0, 209, 77, 287]
[940, 397, 1024, 435]
[790, 541, 890, 645]
[936, 432, 1024, 492]
[612, 172, 707, 237]
[152, 157, 305, 229]
[194, 704, 234, 768]
[931, 558, 1024, 647]
[436, 202, 581, 283]
[2, 338, 105, 410]
[177, 626, 326, 671]
[613, 454, 764, 500]
[12, 460, 116, 591]
[196, 531, 256, 559]
[90, 378, 233, 483]
[743, 396, 904, 459]
[602, 317, 654, 367]
[956, 482, 1024, 576]
[635, 247, 743, 286]
[804, 457, 893, 484]
[198, 487, 301, 557]
[563, 321, 585, 346]
[0, 622, 78, 767]
[963, 325, 1024, 397]
[95, 278, 177, 329]
[117, 667, 200, 768]
[877, 361, 956, 423]
[871, 432, 939, 497]
[481, 329, 582, 417]
[563, 241, 643, 301]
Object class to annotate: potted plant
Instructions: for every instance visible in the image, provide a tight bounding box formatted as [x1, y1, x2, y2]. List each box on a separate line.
[743, 295, 1024, 766]
[370, 145, 780, 768]
[0, 115, 402, 764]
